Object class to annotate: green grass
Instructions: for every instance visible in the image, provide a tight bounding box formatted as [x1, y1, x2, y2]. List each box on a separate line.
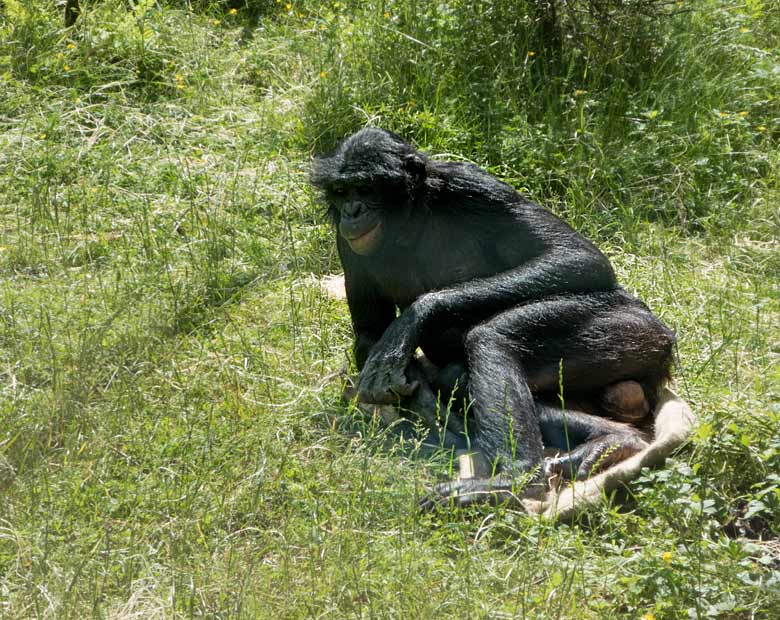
[1, 1, 778, 618]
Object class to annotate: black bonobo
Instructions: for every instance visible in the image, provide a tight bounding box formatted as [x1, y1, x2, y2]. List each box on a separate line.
[311, 128, 675, 508]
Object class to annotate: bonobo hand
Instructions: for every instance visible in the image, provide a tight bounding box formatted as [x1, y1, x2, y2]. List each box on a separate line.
[356, 313, 420, 404]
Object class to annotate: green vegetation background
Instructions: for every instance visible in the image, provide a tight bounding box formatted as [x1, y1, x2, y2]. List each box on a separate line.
[0, 1, 778, 618]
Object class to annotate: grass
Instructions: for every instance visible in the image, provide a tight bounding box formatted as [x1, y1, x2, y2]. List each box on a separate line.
[0, 0, 778, 618]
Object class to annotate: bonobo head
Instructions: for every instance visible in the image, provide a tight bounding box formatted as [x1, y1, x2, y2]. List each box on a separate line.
[310, 128, 427, 256]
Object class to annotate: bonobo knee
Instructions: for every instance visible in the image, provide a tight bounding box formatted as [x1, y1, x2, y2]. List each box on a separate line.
[464, 323, 506, 357]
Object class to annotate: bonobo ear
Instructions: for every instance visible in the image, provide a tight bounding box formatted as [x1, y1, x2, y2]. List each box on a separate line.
[402, 153, 426, 189]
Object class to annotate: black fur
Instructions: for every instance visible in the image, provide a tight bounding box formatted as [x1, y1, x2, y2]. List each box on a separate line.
[312, 128, 675, 507]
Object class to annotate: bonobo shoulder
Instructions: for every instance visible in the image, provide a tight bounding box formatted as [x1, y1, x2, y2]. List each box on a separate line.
[425, 161, 578, 240]
[426, 160, 521, 210]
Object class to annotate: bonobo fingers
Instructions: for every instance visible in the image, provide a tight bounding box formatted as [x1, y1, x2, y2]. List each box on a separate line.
[357, 352, 419, 404]
[356, 368, 419, 404]
[354, 310, 423, 403]
[419, 477, 544, 511]
[390, 378, 420, 398]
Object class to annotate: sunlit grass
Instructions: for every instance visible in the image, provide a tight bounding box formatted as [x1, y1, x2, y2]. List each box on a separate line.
[0, 1, 778, 618]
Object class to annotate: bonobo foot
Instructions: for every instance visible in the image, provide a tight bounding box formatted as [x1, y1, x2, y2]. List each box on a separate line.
[419, 475, 546, 511]
[544, 432, 649, 481]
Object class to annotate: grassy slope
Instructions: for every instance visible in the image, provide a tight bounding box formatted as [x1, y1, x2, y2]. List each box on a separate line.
[0, 2, 778, 619]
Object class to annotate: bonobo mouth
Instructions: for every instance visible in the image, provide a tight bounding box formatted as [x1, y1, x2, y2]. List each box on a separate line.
[343, 221, 382, 255]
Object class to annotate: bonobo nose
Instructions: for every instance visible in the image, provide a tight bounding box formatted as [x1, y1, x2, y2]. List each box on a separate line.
[343, 201, 364, 218]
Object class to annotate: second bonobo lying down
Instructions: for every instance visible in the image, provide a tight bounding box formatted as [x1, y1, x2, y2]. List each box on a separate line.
[311, 128, 675, 508]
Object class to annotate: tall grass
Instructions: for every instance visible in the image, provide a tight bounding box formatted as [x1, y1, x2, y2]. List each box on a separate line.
[305, 0, 780, 234]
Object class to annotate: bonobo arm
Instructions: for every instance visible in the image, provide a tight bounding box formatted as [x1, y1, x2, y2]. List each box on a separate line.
[357, 246, 616, 403]
[412, 249, 617, 330]
[339, 239, 396, 370]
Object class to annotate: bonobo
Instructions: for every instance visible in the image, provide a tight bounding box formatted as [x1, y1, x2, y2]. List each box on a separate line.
[311, 128, 675, 508]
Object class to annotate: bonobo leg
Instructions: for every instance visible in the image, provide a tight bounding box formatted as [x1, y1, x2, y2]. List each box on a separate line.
[423, 288, 675, 509]
[418, 402, 651, 510]
[427, 360, 652, 438]
[426, 364, 651, 478]
[537, 402, 649, 481]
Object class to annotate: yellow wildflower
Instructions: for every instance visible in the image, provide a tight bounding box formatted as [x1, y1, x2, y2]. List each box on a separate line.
[39, 133, 46, 139]
[286, 3, 292, 9]
[229, 8, 237, 15]
[662, 551, 674, 563]
[756, 125, 767, 132]
[646, 110, 659, 119]
[575, 89, 588, 96]
[212, 19, 221, 25]
[64, 65, 71, 72]
[66, 42, 76, 49]
[738, 111, 748, 117]
[641, 614, 656, 620]
[740, 27, 750, 33]
[319, 70, 328, 78]
[527, 51, 536, 57]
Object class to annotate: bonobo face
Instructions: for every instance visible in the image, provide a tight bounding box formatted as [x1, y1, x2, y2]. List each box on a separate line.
[329, 185, 385, 255]
[311, 128, 428, 257]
